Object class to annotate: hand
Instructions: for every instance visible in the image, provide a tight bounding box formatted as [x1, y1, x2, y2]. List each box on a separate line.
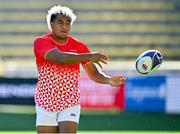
[90, 51, 108, 68]
[109, 75, 126, 87]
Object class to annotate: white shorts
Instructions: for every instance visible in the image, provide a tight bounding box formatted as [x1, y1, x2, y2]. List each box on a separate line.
[35, 105, 81, 126]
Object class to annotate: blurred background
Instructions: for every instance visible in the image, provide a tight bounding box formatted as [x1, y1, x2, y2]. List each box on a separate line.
[0, 0, 180, 133]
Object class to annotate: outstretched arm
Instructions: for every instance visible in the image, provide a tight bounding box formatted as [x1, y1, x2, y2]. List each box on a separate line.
[83, 62, 126, 86]
[46, 49, 107, 67]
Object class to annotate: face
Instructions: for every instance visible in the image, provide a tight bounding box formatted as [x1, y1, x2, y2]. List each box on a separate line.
[51, 15, 71, 39]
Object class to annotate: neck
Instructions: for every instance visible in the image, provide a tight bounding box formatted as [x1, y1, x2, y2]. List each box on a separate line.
[51, 33, 67, 44]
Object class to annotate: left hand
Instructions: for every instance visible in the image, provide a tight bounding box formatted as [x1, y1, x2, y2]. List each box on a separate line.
[109, 75, 126, 87]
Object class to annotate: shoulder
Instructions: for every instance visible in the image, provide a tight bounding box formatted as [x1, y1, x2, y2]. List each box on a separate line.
[68, 36, 90, 53]
[68, 36, 87, 46]
[34, 33, 51, 44]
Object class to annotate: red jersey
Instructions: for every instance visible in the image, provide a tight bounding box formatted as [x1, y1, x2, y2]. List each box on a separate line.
[34, 33, 90, 112]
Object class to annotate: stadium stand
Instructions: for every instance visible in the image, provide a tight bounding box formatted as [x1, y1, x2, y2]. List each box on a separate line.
[0, 0, 180, 76]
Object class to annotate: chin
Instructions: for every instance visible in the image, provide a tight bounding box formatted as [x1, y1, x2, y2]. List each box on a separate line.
[57, 35, 67, 40]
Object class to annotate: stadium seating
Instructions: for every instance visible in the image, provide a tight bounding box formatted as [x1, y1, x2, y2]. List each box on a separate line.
[0, 0, 180, 65]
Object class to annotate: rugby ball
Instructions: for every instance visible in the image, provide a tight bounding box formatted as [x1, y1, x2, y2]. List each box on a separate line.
[135, 50, 163, 74]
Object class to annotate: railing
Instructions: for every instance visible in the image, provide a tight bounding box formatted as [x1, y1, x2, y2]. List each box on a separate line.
[0, 0, 180, 62]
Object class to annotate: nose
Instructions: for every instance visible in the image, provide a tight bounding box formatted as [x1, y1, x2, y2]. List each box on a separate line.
[62, 24, 68, 30]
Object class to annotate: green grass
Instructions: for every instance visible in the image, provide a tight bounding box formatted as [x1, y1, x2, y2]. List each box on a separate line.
[0, 131, 180, 134]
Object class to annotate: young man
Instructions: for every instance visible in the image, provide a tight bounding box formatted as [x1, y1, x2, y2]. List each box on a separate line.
[34, 5, 126, 134]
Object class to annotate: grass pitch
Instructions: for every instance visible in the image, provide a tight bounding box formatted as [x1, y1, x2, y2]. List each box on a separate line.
[0, 131, 180, 134]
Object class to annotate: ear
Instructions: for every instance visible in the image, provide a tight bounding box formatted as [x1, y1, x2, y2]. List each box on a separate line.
[50, 22, 54, 28]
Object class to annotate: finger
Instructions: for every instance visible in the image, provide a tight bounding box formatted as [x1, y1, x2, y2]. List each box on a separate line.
[100, 59, 107, 64]
[102, 55, 108, 61]
[122, 77, 126, 82]
[99, 50, 105, 54]
[96, 62, 103, 68]
[119, 76, 126, 80]
[99, 51, 108, 60]
[120, 78, 126, 84]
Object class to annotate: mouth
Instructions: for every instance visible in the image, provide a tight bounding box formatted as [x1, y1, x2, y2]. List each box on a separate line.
[61, 31, 67, 34]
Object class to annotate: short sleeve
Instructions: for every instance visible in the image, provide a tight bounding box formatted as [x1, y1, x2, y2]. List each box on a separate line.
[34, 37, 56, 59]
[78, 43, 91, 66]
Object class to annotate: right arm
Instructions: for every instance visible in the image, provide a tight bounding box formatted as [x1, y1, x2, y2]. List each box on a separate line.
[46, 49, 107, 68]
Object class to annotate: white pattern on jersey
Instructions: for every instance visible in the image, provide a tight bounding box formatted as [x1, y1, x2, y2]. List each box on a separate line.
[35, 63, 80, 112]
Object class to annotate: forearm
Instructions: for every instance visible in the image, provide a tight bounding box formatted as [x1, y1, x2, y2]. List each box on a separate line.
[90, 69, 126, 86]
[84, 58, 126, 87]
[91, 70, 111, 84]
[56, 52, 92, 64]
[46, 49, 93, 64]
[85, 63, 111, 84]
[46, 49, 107, 68]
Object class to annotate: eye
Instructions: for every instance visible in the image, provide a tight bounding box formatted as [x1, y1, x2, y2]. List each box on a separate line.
[58, 21, 63, 24]
[57, 20, 63, 24]
[67, 21, 71, 25]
